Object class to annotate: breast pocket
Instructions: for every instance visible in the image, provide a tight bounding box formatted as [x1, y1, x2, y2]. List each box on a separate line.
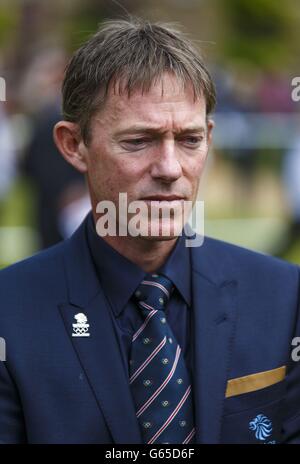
[221, 380, 286, 444]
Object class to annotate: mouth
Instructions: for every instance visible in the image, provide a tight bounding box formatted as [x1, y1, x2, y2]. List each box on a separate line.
[141, 195, 185, 202]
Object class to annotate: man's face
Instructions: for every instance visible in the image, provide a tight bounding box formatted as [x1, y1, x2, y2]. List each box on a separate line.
[80, 73, 213, 240]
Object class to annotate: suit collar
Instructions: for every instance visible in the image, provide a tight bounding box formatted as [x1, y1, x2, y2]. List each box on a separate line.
[62, 212, 100, 308]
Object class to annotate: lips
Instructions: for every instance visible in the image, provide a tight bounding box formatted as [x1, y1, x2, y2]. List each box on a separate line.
[141, 195, 185, 201]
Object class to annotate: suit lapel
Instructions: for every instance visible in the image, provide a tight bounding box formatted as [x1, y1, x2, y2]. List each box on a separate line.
[190, 239, 238, 444]
[59, 217, 142, 443]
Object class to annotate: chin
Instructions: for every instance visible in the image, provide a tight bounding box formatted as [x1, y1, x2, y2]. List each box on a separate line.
[142, 220, 184, 240]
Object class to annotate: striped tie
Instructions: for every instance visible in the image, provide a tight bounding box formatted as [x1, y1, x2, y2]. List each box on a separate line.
[129, 273, 195, 444]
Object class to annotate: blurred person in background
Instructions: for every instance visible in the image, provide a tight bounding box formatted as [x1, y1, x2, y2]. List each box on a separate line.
[214, 65, 259, 211]
[257, 71, 295, 114]
[0, 58, 17, 204]
[280, 128, 300, 255]
[21, 48, 90, 248]
[0, 106, 17, 202]
[256, 71, 299, 258]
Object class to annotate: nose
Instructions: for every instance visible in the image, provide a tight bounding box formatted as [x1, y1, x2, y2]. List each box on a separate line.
[150, 140, 182, 183]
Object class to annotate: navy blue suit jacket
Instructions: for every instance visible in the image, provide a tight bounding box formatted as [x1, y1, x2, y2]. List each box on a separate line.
[0, 215, 300, 444]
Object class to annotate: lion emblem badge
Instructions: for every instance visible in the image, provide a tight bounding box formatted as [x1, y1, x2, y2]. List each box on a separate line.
[249, 414, 273, 441]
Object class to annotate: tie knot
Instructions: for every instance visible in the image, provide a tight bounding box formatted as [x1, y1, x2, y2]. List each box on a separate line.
[134, 273, 174, 311]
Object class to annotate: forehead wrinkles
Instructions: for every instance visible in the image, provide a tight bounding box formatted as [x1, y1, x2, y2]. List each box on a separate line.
[101, 93, 202, 129]
[92, 75, 205, 134]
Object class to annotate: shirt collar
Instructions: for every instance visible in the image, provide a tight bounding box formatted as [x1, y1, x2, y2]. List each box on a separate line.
[158, 232, 191, 308]
[86, 211, 191, 317]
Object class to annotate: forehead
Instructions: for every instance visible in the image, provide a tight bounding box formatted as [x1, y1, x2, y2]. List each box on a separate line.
[97, 73, 207, 130]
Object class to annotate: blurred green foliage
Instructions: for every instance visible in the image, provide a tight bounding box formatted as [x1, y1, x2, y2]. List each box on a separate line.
[0, 5, 19, 48]
[221, 0, 297, 69]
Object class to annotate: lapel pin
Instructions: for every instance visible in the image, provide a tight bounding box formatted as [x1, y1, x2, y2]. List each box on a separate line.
[72, 312, 90, 337]
[249, 414, 273, 441]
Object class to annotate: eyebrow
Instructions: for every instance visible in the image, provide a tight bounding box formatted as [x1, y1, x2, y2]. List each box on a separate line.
[115, 125, 206, 137]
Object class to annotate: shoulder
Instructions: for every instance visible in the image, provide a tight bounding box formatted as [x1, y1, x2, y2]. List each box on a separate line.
[204, 235, 298, 271]
[0, 240, 67, 305]
[0, 239, 65, 276]
[193, 235, 300, 290]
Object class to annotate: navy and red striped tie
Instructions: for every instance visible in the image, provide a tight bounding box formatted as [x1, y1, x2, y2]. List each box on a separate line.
[129, 273, 195, 444]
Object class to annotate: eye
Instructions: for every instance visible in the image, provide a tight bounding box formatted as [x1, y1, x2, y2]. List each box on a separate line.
[120, 138, 151, 151]
[180, 136, 204, 148]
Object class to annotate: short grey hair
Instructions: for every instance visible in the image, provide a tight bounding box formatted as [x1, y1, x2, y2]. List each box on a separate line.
[62, 17, 216, 145]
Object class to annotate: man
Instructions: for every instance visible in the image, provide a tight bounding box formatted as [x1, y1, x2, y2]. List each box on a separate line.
[0, 18, 300, 444]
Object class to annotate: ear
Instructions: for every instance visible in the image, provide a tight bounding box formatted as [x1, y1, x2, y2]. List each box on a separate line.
[206, 118, 214, 146]
[53, 121, 88, 173]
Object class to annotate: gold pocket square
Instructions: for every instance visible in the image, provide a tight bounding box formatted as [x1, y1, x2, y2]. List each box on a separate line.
[225, 365, 286, 398]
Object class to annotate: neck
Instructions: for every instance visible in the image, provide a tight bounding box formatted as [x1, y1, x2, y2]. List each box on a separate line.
[91, 207, 178, 272]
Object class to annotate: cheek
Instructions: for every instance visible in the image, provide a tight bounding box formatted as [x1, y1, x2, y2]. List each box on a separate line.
[185, 153, 207, 179]
[115, 156, 150, 187]
[182, 153, 207, 199]
[86, 155, 115, 198]
[89, 154, 145, 198]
